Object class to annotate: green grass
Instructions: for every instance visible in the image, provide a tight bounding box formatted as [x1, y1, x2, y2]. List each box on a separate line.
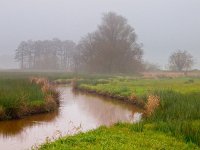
[78, 77, 200, 97]
[148, 90, 200, 146]
[0, 72, 64, 120]
[0, 78, 46, 119]
[73, 76, 200, 147]
[39, 123, 199, 150]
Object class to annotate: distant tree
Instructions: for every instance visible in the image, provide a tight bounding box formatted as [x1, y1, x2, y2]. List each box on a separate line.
[78, 12, 143, 73]
[168, 50, 194, 71]
[15, 41, 28, 69]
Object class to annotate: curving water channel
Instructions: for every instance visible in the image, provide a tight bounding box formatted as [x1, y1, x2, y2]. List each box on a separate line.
[0, 86, 142, 150]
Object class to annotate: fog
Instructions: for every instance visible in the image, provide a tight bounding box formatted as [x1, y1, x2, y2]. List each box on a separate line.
[0, 0, 200, 70]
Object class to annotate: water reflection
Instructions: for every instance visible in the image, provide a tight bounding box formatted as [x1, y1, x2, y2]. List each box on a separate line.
[0, 110, 59, 137]
[72, 89, 142, 125]
[0, 86, 142, 150]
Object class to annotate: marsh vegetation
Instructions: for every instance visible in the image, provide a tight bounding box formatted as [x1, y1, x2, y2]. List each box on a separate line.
[0, 71, 200, 149]
[0, 73, 60, 120]
[38, 72, 200, 149]
[0, 3, 199, 149]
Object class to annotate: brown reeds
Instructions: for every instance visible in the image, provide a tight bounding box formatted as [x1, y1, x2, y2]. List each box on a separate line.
[130, 93, 137, 102]
[29, 77, 60, 110]
[145, 95, 160, 116]
[30, 77, 48, 86]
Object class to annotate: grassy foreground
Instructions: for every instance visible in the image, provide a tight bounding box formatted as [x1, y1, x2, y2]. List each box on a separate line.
[38, 75, 200, 149]
[39, 123, 199, 150]
[0, 73, 60, 120]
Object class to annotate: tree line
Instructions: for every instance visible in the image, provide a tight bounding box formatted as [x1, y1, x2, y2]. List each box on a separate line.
[15, 12, 194, 73]
[15, 39, 76, 71]
[15, 12, 143, 73]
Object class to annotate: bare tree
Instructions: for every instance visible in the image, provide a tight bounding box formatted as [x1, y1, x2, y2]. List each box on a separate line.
[169, 50, 194, 72]
[60, 40, 76, 71]
[15, 39, 76, 70]
[15, 41, 28, 69]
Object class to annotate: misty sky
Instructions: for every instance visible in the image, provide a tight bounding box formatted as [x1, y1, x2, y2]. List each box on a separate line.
[0, 0, 200, 69]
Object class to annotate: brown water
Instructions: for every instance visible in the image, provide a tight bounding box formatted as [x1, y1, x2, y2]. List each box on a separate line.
[0, 86, 142, 150]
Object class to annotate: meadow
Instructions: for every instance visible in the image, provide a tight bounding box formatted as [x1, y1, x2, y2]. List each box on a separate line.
[0, 71, 200, 148]
[40, 74, 200, 149]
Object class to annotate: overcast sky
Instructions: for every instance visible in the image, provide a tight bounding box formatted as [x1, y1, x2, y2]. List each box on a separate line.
[0, 0, 200, 69]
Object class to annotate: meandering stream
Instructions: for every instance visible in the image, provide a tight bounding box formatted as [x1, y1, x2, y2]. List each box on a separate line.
[0, 86, 142, 150]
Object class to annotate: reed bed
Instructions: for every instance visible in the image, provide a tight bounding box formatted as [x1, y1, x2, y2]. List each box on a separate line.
[0, 76, 60, 120]
[148, 90, 200, 146]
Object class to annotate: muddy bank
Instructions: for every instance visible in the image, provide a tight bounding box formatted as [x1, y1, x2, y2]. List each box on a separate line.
[53, 78, 145, 108]
[73, 86, 145, 109]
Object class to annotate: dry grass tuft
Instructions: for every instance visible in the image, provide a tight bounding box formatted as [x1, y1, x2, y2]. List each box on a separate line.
[145, 95, 160, 116]
[30, 77, 57, 94]
[30, 77, 48, 86]
[44, 95, 57, 111]
[129, 92, 145, 107]
[130, 93, 137, 102]
[41, 84, 52, 93]
[29, 77, 60, 109]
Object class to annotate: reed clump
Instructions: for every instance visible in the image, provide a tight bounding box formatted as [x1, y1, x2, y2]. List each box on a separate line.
[0, 77, 60, 120]
[147, 90, 200, 146]
[130, 93, 137, 102]
[145, 95, 160, 116]
[30, 77, 60, 106]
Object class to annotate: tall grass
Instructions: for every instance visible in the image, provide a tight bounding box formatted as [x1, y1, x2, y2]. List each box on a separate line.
[0, 75, 60, 120]
[0, 78, 45, 119]
[147, 90, 200, 146]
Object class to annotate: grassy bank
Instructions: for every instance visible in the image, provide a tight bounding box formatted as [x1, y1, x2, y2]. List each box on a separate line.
[0, 76, 60, 120]
[39, 123, 199, 150]
[38, 75, 200, 149]
[75, 77, 200, 146]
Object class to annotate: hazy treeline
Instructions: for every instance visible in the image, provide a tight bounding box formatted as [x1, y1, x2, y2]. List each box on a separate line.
[15, 12, 144, 73]
[15, 39, 76, 71]
[15, 12, 194, 73]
